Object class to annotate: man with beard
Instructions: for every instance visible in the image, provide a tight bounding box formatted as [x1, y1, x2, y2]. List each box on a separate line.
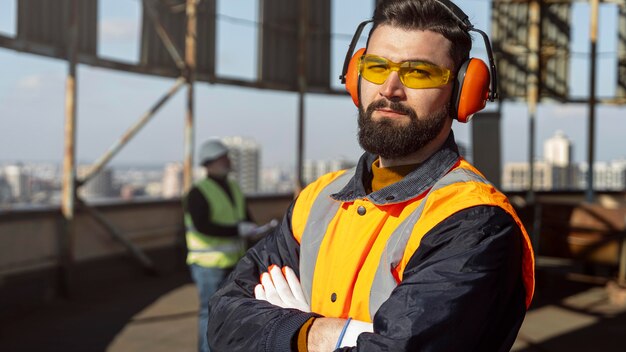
[207, 1, 535, 351]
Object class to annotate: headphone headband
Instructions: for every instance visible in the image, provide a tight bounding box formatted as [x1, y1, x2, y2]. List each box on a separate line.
[434, 0, 472, 29]
[339, 20, 372, 84]
[469, 27, 498, 101]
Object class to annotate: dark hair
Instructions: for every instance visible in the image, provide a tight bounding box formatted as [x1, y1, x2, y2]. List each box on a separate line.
[370, 0, 472, 72]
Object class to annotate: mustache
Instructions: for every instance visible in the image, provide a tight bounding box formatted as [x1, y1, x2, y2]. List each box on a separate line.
[366, 99, 416, 118]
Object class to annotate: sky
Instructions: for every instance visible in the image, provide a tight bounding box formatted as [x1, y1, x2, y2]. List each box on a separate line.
[0, 0, 625, 170]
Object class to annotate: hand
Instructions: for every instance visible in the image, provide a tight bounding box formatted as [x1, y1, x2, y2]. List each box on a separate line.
[254, 265, 310, 312]
[237, 221, 258, 238]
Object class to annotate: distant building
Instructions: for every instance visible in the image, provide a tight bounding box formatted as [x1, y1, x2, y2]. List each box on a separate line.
[578, 161, 626, 191]
[503, 160, 626, 192]
[3, 164, 30, 201]
[544, 130, 572, 167]
[503, 131, 590, 191]
[77, 166, 116, 199]
[162, 162, 183, 198]
[303, 159, 356, 186]
[144, 182, 164, 198]
[0, 176, 12, 204]
[260, 166, 294, 194]
[222, 136, 260, 194]
[502, 161, 552, 191]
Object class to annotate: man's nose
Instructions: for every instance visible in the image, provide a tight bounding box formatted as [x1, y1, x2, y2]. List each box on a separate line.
[378, 71, 406, 101]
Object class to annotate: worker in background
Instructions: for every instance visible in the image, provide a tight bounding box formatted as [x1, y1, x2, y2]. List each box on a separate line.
[184, 137, 257, 352]
[207, 0, 535, 351]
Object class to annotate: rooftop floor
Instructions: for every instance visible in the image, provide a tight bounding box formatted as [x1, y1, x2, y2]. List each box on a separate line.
[1, 262, 625, 352]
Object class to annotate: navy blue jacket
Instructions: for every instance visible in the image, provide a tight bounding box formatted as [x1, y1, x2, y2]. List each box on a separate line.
[208, 134, 526, 351]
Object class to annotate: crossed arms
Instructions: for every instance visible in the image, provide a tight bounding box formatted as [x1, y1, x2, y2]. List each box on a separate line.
[207, 203, 526, 352]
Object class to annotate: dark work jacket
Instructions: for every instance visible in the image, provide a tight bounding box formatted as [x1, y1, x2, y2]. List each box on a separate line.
[207, 132, 527, 352]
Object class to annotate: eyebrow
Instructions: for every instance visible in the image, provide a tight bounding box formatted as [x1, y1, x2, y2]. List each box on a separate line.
[371, 55, 442, 68]
[400, 57, 441, 67]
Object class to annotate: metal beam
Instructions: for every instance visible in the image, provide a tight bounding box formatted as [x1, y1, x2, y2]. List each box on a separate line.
[295, 0, 309, 194]
[78, 77, 186, 186]
[586, 0, 600, 203]
[143, 0, 186, 71]
[60, 0, 79, 298]
[183, 0, 197, 193]
[77, 198, 157, 274]
[527, 0, 541, 203]
[0, 34, 349, 96]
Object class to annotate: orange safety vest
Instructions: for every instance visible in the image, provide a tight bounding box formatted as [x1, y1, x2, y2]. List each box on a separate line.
[291, 160, 535, 323]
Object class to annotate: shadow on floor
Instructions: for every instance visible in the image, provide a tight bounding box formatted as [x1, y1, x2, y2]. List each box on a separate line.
[0, 270, 192, 352]
[2, 262, 625, 352]
[516, 263, 626, 352]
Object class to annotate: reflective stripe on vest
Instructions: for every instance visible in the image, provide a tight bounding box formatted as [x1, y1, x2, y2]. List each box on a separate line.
[300, 169, 356, 304]
[368, 167, 493, 318]
[299, 164, 535, 321]
[185, 178, 246, 268]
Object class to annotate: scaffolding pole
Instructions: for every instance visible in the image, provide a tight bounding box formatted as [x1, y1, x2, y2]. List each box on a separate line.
[68, 0, 197, 278]
[295, 0, 309, 195]
[527, 0, 542, 249]
[586, 0, 599, 203]
[60, 0, 79, 297]
[77, 198, 157, 274]
[183, 0, 198, 192]
[143, 0, 186, 71]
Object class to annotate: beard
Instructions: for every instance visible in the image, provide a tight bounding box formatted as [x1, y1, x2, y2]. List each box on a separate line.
[357, 99, 449, 159]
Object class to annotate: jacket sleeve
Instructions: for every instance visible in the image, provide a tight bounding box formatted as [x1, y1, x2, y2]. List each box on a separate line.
[339, 205, 526, 352]
[207, 201, 320, 352]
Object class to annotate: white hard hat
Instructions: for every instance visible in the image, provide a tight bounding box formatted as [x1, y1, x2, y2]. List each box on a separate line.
[198, 138, 228, 165]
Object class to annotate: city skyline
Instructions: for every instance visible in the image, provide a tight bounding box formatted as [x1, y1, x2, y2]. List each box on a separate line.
[2, 130, 626, 209]
[1, 1, 625, 171]
[502, 130, 626, 191]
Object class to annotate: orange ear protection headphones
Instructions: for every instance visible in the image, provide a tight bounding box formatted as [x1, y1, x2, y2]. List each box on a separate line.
[339, 0, 499, 123]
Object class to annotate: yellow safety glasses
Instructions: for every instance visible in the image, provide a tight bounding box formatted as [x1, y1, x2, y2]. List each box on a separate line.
[358, 54, 452, 89]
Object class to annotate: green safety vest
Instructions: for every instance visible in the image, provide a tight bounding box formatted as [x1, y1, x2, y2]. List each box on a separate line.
[184, 177, 246, 268]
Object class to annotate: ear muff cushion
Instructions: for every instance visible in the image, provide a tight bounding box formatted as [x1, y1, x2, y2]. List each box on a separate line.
[345, 48, 366, 107]
[456, 58, 490, 123]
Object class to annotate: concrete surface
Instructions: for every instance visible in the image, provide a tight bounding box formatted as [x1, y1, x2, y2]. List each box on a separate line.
[1, 263, 626, 351]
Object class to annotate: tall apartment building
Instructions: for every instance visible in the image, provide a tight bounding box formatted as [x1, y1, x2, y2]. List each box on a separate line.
[162, 162, 183, 198]
[77, 165, 116, 199]
[503, 131, 580, 191]
[222, 136, 260, 194]
[0, 175, 13, 204]
[303, 159, 356, 185]
[544, 130, 572, 167]
[2, 164, 30, 201]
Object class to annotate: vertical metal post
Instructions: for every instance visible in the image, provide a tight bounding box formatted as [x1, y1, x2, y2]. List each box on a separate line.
[527, 0, 541, 246]
[295, 0, 309, 194]
[60, 0, 79, 297]
[586, 0, 599, 203]
[618, 4, 626, 99]
[183, 0, 197, 192]
[619, 215, 626, 286]
[526, 0, 541, 203]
